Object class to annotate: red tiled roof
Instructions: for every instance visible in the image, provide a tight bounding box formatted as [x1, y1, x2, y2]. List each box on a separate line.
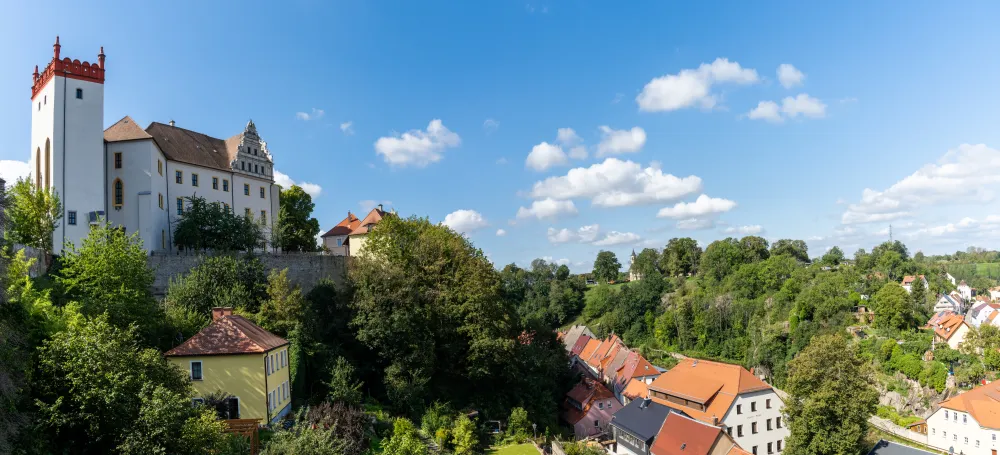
[648, 359, 772, 424]
[622, 378, 649, 400]
[650, 412, 724, 455]
[571, 335, 592, 356]
[929, 313, 968, 341]
[939, 382, 1000, 429]
[165, 315, 288, 356]
[322, 212, 360, 237]
[563, 377, 616, 425]
[902, 275, 926, 285]
[579, 338, 601, 363]
[350, 207, 387, 235]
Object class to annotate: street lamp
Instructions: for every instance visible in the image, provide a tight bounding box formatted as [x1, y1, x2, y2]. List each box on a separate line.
[532, 423, 537, 439]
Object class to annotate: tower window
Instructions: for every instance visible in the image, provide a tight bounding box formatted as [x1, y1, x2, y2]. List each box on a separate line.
[260, 187, 265, 199]
[75, 88, 83, 99]
[114, 152, 122, 169]
[260, 210, 267, 225]
[177, 198, 184, 215]
[244, 184, 250, 196]
[161, 230, 166, 249]
[44, 95, 46, 105]
[68, 211, 77, 225]
[158, 193, 164, 209]
[223, 179, 229, 192]
[157, 160, 163, 176]
[245, 207, 251, 218]
[191, 173, 199, 187]
[175, 170, 183, 184]
[113, 179, 124, 208]
[212, 177, 218, 190]
[38, 102, 41, 111]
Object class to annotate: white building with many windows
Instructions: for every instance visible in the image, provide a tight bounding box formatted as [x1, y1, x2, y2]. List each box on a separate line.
[926, 382, 1000, 454]
[28, 37, 278, 252]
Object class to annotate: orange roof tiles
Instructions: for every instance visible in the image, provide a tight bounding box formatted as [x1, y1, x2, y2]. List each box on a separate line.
[929, 313, 968, 341]
[350, 207, 387, 235]
[939, 382, 1000, 429]
[563, 377, 616, 425]
[648, 358, 771, 424]
[650, 412, 724, 455]
[579, 338, 601, 363]
[165, 315, 288, 356]
[622, 378, 649, 401]
[322, 212, 361, 237]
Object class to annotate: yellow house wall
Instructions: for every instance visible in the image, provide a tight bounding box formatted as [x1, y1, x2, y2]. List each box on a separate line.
[350, 234, 369, 257]
[168, 345, 292, 423]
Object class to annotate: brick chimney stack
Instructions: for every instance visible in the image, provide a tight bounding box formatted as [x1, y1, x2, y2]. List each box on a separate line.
[212, 307, 233, 321]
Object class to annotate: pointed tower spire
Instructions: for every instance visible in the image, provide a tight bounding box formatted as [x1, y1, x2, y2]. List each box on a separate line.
[98, 46, 105, 69]
[33, 65, 39, 82]
[53, 36, 61, 60]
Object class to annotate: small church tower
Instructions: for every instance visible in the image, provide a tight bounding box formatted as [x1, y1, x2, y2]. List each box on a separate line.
[30, 37, 107, 251]
[628, 249, 642, 282]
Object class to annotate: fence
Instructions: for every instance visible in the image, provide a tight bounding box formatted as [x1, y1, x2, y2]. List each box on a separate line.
[869, 416, 935, 450]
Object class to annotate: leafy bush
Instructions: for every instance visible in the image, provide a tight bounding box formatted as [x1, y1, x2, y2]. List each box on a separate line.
[382, 418, 428, 455]
[451, 415, 478, 455]
[304, 402, 372, 455]
[421, 402, 453, 447]
[261, 424, 345, 455]
[506, 407, 531, 443]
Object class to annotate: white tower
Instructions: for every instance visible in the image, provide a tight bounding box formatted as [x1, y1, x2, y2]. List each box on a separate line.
[30, 37, 107, 252]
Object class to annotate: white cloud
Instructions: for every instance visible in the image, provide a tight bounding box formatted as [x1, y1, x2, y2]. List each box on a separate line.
[296, 108, 325, 121]
[747, 94, 827, 123]
[657, 194, 737, 219]
[374, 119, 461, 167]
[596, 126, 646, 156]
[442, 209, 489, 234]
[529, 158, 702, 208]
[677, 218, 717, 230]
[612, 93, 624, 104]
[593, 231, 642, 246]
[0, 159, 31, 183]
[525, 142, 568, 171]
[340, 121, 354, 135]
[484, 118, 500, 134]
[724, 225, 763, 235]
[540, 256, 572, 266]
[359, 199, 392, 212]
[547, 224, 601, 244]
[777, 64, 805, 89]
[496, 229, 507, 237]
[747, 101, 783, 123]
[636, 58, 759, 112]
[842, 144, 1000, 224]
[516, 198, 578, 220]
[273, 170, 323, 198]
[557, 128, 588, 159]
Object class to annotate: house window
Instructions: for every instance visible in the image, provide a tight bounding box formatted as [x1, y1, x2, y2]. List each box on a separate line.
[953, 435, 957, 441]
[767, 443, 773, 454]
[932, 428, 936, 435]
[776, 417, 782, 428]
[751, 401, 757, 412]
[223, 179, 229, 192]
[265, 356, 270, 375]
[260, 187, 265, 198]
[963, 415, 967, 424]
[767, 419, 772, 431]
[752, 422, 758, 434]
[260, 210, 267, 225]
[965, 437, 968, 444]
[945, 411, 949, 419]
[158, 193, 163, 209]
[954, 414, 958, 422]
[594, 420, 599, 427]
[113, 179, 124, 208]
[337, 239, 343, 247]
[67, 211, 77, 225]
[192, 398, 205, 406]
[162, 230, 166, 249]
[244, 184, 250, 195]
[766, 399, 771, 409]
[752, 446, 757, 455]
[191, 173, 199, 187]
[977, 440, 980, 448]
[177, 198, 184, 215]
[175, 170, 183, 184]
[993, 434, 996, 441]
[737, 425, 743, 437]
[777, 441, 782, 452]
[212, 177, 219, 190]
[114, 152, 122, 169]
[190, 361, 203, 380]
[255, 164, 259, 173]
[158, 160, 163, 175]
[737, 404, 742, 415]
[727, 427, 732, 436]
[75, 88, 83, 99]
[598, 402, 604, 410]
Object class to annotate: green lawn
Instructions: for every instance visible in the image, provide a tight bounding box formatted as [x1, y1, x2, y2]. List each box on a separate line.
[488, 443, 539, 455]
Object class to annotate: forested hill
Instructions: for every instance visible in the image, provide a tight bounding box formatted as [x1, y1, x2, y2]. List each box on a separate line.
[537, 236, 988, 388]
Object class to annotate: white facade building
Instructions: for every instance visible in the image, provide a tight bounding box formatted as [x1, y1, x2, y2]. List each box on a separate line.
[958, 280, 973, 301]
[29, 38, 279, 253]
[926, 383, 1000, 454]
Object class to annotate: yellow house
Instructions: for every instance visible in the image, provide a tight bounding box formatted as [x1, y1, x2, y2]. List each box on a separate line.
[346, 205, 391, 257]
[165, 307, 292, 424]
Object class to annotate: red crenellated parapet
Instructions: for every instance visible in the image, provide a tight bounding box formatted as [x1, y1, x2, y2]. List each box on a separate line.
[31, 36, 105, 100]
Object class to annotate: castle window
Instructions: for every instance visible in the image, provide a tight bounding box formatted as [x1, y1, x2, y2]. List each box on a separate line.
[68, 211, 77, 225]
[260, 210, 267, 225]
[114, 152, 122, 169]
[175, 170, 182, 184]
[113, 179, 124, 208]
[255, 164, 259, 173]
[212, 177, 218, 190]
[157, 160, 163, 176]
[75, 88, 83, 99]
[223, 179, 229, 192]
[158, 193, 163, 209]
[177, 198, 184, 215]
[241, 161, 245, 171]
[260, 187, 265, 199]
[244, 184, 250, 196]
[191, 173, 199, 187]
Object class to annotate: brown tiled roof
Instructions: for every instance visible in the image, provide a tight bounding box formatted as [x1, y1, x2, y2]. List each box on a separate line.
[650, 412, 724, 455]
[939, 382, 1000, 429]
[145, 122, 240, 173]
[571, 335, 592, 357]
[902, 275, 926, 285]
[350, 207, 387, 235]
[104, 116, 153, 142]
[322, 212, 360, 238]
[929, 313, 968, 341]
[648, 358, 772, 424]
[563, 377, 616, 425]
[165, 315, 288, 356]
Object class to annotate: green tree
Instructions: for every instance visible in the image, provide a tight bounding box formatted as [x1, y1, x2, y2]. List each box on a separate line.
[661, 237, 701, 276]
[277, 185, 321, 252]
[910, 275, 928, 311]
[593, 251, 621, 283]
[770, 239, 809, 263]
[506, 407, 531, 442]
[258, 268, 306, 336]
[784, 335, 877, 455]
[382, 418, 428, 455]
[873, 282, 914, 330]
[326, 356, 364, 406]
[118, 386, 231, 455]
[165, 255, 268, 318]
[3, 178, 62, 255]
[739, 236, 770, 263]
[821, 246, 844, 266]
[451, 415, 478, 455]
[172, 195, 264, 252]
[262, 425, 345, 455]
[700, 238, 742, 281]
[0, 253, 31, 453]
[632, 248, 661, 279]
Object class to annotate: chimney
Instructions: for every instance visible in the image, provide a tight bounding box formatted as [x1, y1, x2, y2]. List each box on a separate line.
[169, 120, 176, 127]
[98, 46, 105, 69]
[712, 415, 718, 426]
[53, 36, 61, 60]
[378, 203, 383, 212]
[212, 307, 233, 321]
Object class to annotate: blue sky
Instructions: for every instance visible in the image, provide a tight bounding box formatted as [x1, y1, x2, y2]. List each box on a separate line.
[2, 1, 1000, 271]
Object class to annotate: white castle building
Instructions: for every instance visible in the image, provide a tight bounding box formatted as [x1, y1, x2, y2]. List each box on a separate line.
[28, 37, 278, 253]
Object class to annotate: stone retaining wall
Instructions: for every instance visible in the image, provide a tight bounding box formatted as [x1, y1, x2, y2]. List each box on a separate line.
[148, 252, 347, 296]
